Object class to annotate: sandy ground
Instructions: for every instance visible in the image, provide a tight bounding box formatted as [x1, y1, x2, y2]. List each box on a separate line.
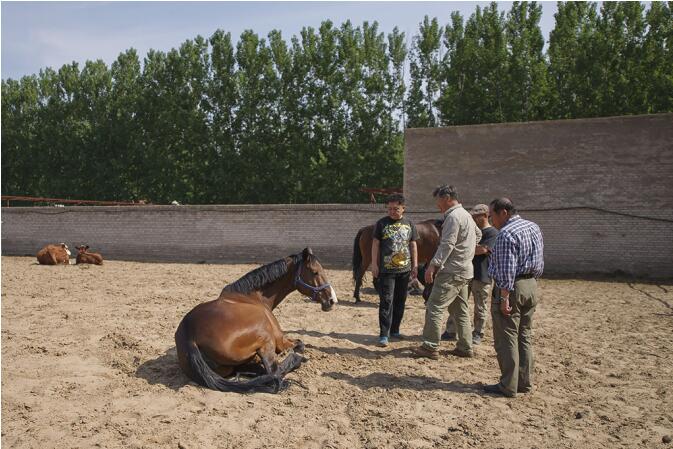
[2, 256, 673, 449]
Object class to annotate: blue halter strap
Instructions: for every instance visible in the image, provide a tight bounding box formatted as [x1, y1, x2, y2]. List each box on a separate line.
[294, 261, 331, 302]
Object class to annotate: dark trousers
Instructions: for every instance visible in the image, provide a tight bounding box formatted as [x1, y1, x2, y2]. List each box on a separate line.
[378, 271, 411, 337]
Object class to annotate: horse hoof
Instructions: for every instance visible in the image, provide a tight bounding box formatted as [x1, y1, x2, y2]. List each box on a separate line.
[294, 340, 305, 354]
[272, 376, 286, 393]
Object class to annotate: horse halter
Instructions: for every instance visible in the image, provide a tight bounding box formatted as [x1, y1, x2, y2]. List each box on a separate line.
[294, 262, 332, 302]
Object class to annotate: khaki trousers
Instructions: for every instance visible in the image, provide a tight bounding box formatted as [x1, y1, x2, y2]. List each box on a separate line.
[491, 278, 538, 396]
[446, 278, 493, 336]
[422, 272, 472, 352]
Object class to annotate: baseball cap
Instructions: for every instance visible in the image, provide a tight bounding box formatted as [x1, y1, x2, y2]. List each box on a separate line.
[470, 204, 489, 215]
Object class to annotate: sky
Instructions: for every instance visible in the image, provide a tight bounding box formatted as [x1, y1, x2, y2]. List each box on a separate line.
[1, 1, 560, 81]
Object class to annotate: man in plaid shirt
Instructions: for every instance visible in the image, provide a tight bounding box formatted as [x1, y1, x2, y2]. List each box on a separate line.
[484, 198, 544, 397]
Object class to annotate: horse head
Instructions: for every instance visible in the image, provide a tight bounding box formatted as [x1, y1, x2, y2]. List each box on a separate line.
[295, 247, 338, 312]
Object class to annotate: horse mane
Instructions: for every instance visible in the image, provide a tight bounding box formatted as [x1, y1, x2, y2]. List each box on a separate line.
[223, 253, 304, 294]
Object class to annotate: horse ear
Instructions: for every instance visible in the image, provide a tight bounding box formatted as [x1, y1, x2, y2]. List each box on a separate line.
[302, 247, 314, 261]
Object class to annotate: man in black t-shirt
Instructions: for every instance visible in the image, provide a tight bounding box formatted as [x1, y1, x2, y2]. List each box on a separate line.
[371, 194, 419, 347]
[443, 204, 499, 344]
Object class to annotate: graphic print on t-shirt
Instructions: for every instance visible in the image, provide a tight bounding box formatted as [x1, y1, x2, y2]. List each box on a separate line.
[381, 221, 413, 270]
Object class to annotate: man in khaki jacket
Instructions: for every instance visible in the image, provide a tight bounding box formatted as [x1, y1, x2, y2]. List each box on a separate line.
[413, 185, 481, 359]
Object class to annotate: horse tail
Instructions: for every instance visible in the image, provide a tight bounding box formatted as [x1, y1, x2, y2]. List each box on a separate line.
[175, 322, 282, 394]
[352, 228, 365, 282]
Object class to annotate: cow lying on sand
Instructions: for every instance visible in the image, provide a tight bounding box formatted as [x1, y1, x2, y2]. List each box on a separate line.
[75, 245, 103, 265]
[37, 243, 71, 265]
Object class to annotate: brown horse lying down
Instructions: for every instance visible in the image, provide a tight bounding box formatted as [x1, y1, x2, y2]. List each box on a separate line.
[175, 248, 337, 393]
[351, 219, 442, 302]
[75, 245, 103, 265]
[36, 243, 71, 265]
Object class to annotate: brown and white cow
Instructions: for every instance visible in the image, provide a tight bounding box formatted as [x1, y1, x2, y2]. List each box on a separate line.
[75, 245, 103, 265]
[36, 243, 71, 265]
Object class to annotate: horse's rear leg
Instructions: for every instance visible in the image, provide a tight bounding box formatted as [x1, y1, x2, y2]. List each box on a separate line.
[257, 342, 285, 392]
[278, 352, 306, 376]
[354, 266, 364, 302]
[212, 365, 235, 378]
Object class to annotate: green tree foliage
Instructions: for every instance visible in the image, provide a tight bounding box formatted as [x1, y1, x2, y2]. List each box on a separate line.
[504, 1, 549, 121]
[406, 16, 442, 127]
[2, 3, 671, 203]
[643, 2, 673, 113]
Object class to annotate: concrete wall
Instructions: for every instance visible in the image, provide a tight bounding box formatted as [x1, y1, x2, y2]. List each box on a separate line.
[0, 204, 391, 266]
[404, 113, 673, 279]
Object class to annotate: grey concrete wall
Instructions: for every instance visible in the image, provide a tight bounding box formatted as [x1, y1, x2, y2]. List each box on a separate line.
[404, 113, 673, 279]
[0, 204, 391, 266]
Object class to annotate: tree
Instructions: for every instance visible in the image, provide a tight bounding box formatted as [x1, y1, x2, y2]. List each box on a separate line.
[406, 16, 441, 128]
[504, 1, 549, 121]
[548, 2, 600, 118]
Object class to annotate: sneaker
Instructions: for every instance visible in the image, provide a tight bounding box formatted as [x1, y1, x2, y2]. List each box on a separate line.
[448, 348, 474, 358]
[412, 345, 440, 360]
[441, 331, 456, 341]
[390, 332, 403, 340]
[377, 336, 389, 347]
[472, 334, 482, 345]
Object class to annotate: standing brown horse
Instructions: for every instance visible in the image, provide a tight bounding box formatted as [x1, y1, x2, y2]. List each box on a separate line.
[175, 248, 337, 393]
[351, 219, 442, 302]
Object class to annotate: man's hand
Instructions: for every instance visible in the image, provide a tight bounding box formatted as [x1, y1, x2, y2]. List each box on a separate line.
[424, 264, 437, 284]
[411, 266, 418, 280]
[371, 264, 379, 279]
[499, 289, 512, 316]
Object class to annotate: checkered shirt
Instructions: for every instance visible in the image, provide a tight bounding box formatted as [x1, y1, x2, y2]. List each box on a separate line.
[488, 215, 544, 291]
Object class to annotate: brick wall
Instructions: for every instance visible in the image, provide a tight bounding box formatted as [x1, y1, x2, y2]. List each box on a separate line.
[404, 113, 673, 279]
[0, 204, 391, 266]
[3, 114, 672, 278]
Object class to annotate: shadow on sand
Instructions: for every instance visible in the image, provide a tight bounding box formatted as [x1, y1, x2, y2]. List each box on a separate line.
[289, 329, 422, 345]
[135, 346, 190, 391]
[324, 371, 485, 394]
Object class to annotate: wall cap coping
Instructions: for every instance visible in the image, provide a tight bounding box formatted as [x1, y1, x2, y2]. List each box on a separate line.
[405, 112, 673, 134]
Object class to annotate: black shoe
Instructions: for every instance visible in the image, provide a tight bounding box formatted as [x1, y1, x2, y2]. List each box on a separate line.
[517, 385, 532, 394]
[441, 331, 456, 341]
[483, 383, 515, 397]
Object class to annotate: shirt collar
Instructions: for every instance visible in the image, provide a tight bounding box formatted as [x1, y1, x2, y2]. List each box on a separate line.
[502, 214, 521, 230]
[444, 203, 462, 216]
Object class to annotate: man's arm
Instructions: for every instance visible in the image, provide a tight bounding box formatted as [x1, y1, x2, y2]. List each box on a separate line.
[474, 245, 490, 255]
[409, 241, 418, 279]
[426, 214, 458, 284]
[371, 238, 380, 278]
[430, 214, 459, 268]
[492, 234, 517, 292]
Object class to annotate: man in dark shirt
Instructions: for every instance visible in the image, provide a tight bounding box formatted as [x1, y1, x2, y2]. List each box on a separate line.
[371, 194, 419, 347]
[442, 204, 498, 344]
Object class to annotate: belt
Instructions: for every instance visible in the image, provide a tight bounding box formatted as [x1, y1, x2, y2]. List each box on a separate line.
[515, 273, 535, 280]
